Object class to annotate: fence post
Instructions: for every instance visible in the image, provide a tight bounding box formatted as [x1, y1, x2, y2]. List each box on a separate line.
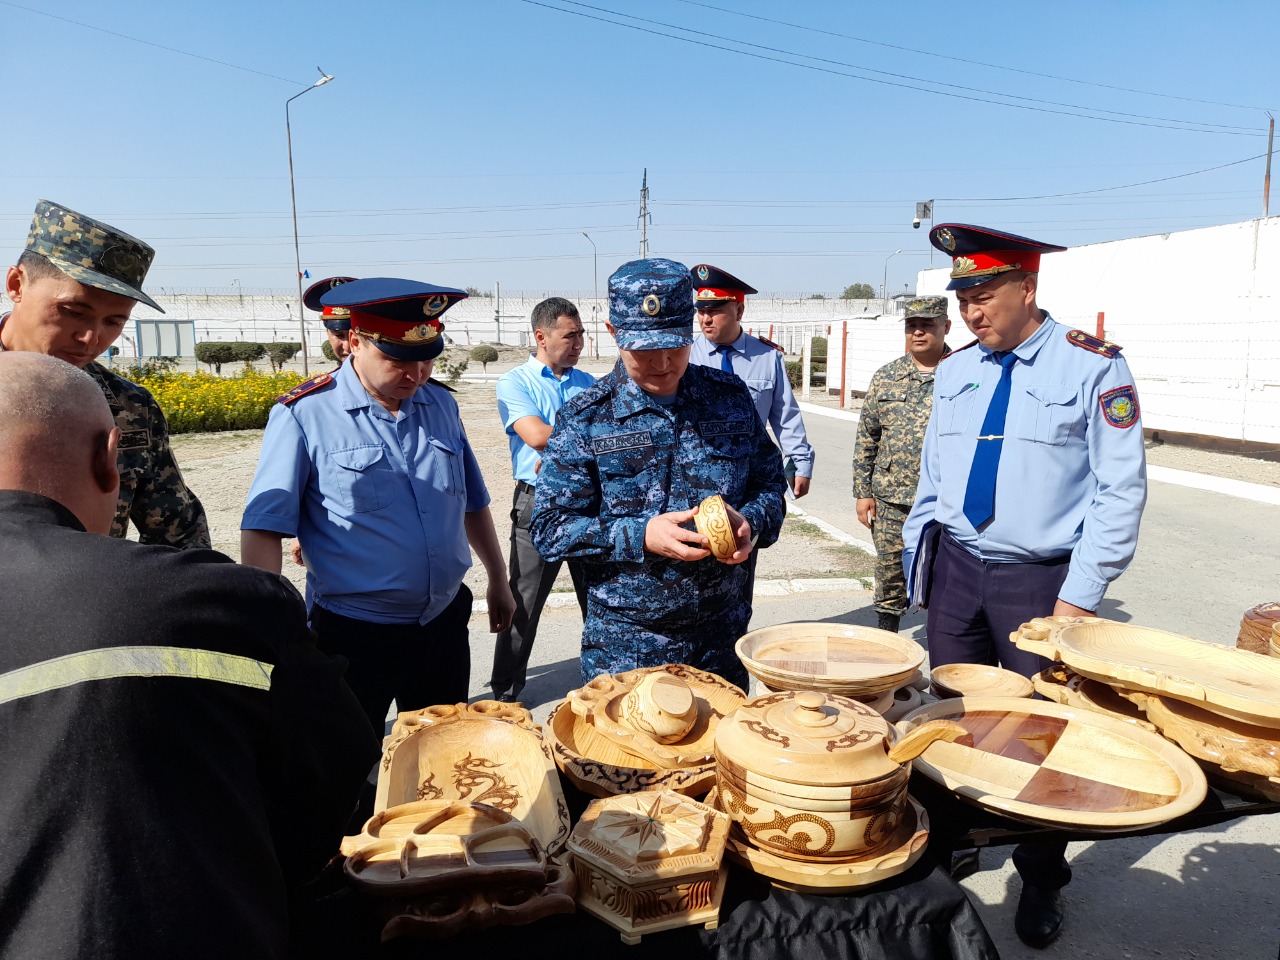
[840, 321, 849, 409]
[802, 336, 812, 400]
[1096, 311, 1106, 339]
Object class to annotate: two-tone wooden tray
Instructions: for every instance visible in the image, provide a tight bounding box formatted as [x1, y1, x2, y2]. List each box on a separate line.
[736, 623, 925, 697]
[897, 697, 1207, 831]
[1013, 617, 1280, 729]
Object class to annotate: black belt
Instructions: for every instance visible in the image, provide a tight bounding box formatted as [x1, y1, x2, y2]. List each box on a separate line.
[516, 480, 536, 494]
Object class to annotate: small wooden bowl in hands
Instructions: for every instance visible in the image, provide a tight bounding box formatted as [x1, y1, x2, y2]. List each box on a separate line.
[695, 494, 737, 560]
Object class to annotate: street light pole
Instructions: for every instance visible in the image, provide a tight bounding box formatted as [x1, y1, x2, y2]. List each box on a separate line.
[882, 248, 903, 305]
[287, 67, 334, 377]
[582, 231, 599, 359]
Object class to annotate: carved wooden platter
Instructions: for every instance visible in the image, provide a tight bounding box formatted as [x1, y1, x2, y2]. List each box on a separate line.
[708, 788, 930, 893]
[736, 623, 925, 697]
[566, 664, 746, 770]
[545, 699, 717, 799]
[376, 701, 571, 856]
[1032, 665, 1154, 730]
[1014, 617, 1280, 729]
[1115, 688, 1280, 780]
[897, 697, 1208, 831]
[931, 663, 1034, 700]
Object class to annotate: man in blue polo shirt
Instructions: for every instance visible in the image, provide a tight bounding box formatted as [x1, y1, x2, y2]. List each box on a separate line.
[240, 278, 515, 733]
[490, 297, 594, 703]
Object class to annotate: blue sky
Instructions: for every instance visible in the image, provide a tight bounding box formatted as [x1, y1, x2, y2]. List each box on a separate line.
[2, 0, 1276, 295]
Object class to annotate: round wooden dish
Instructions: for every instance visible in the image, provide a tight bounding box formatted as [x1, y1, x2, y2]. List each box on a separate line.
[694, 494, 737, 560]
[897, 696, 1208, 831]
[736, 623, 926, 697]
[709, 787, 930, 893]
[544, 699, 716, 799]
[1032, 665, 1153, 730]
[931, 663, 1034, 700]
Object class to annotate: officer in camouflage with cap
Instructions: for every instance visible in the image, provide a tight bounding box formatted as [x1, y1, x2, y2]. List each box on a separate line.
[853, 295, 951, 634]
[530, 258, 786, 690]
[1, 199, 209, 548]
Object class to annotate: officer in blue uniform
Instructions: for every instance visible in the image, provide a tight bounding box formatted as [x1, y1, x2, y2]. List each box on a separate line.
[687, 264, 815, 497]
[902, 224, 1147, 949]
[240, 278, 515, 733]
[303, 275, 357, 363]
[530, 259, 787, 690]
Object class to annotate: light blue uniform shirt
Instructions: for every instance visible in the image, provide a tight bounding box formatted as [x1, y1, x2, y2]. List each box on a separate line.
[690, 330, 815, 478]
[902, 315, 1147, 611]
[495, 355, 595, 485]
[241, 359, 490, 626]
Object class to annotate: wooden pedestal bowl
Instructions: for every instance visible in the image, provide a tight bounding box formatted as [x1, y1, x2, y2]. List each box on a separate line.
[694, 494, 738, 560]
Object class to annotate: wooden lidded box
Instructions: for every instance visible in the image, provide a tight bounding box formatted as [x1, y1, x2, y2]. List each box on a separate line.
[567, 791, 730, 945]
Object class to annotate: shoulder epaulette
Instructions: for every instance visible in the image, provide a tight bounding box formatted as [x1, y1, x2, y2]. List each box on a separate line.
[939, 339, 978, 361]
[1066, 329, 1122, 358]
[427, 377, 456, 393]
[276, 373, 332, 405]
[757, 336, 783, 353]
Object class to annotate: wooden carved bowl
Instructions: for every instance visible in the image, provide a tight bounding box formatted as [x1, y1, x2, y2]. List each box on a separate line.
[620, 672, 700, 744]
[694, 494, 737, 560]
[736, 623, 926, 698]
[931, 663, 1035, 700]
[897, 696, 1208, 831]
[545, 699, 717, 799]
[376, 701, 571, 857]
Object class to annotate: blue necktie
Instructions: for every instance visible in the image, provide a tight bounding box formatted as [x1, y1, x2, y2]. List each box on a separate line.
[713, 344, 734, 373]
[962, 351, 1017, 529]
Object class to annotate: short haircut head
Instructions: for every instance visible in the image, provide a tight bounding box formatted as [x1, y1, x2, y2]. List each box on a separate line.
[16, 250, 67, 283]
[530, 297, 580, 333]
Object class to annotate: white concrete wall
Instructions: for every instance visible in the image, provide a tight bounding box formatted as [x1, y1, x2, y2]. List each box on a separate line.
[910, 216, 1280, 445]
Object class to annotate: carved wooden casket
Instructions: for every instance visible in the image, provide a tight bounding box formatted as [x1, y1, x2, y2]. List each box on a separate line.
[567, 791, 730, 944]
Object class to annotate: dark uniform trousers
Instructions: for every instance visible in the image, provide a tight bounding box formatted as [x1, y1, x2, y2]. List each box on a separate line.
[927, 532, 1073, 891]
[313, 583, 473, 736]
[491, 480, 587, 698]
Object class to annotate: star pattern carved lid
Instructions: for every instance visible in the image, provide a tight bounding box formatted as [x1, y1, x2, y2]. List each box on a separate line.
[590, 793, 711, 862]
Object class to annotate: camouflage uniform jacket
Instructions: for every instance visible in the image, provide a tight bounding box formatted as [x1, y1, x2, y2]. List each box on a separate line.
[852, 348, 949, 506]
[86, 362, 210, 548]
[530, 361, 786, 635]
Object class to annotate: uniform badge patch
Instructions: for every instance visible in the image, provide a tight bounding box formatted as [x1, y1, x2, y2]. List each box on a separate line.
[592, 431, 653, 454]
[696, 265, 710, 281]
[699, 419, 752, 437]
[937, 228, 956, 252]
[118, 428, 150, 450]
[1099, 385, 1139, 428]
[642, 294, 662, 316]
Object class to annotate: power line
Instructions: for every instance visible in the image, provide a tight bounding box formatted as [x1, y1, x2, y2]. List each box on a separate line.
[1, 1, 307, 85]
[668, 0, 1272, 114]
[521, 0, 1264, 136]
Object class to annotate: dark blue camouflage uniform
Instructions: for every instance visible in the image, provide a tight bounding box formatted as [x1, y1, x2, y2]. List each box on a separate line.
[530, 360, 786, 689]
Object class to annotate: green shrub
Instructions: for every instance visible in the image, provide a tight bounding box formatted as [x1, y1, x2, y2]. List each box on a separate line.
[321, 340, 337, 362]
[437, 357, 468, 384]
[785, 359, 802, 389]
[230, 341, 267, 365]
[131, 357, 179, 378]
[811, 336, 828, 362]
[194, 342, 237, 375]
[266, 342, 301, 372]
[469, 344, 499, 371]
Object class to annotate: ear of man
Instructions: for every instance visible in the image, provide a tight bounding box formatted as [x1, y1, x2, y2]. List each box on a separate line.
[93, 427, 121, 496]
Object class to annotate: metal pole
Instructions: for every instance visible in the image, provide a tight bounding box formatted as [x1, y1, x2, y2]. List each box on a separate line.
[882, 249, 901, 305]
[285, 69, 334, 378]
[583, 232, 599, 359]
[1264, 114, 1274, 218]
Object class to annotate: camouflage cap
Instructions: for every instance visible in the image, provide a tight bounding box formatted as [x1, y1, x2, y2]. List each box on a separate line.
[902, 295, 948, 320]
[23, 199, 163, 312]
[609, 258, 694, 350]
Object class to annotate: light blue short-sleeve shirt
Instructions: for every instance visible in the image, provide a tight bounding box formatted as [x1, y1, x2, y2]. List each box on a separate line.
[241, 360, 490, 626]
[496, 355, 595, 485]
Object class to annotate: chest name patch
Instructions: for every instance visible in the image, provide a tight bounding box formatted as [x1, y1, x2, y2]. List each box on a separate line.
[118, 428, 150, 451]
[699, 419, 752, 437]
[593, 431, 653, 454]
[1099, 385, 1139, 428]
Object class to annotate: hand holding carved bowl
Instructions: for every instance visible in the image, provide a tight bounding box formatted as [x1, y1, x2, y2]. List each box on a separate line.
[694, 494, 738, 560]
[620, 673, 699, 744]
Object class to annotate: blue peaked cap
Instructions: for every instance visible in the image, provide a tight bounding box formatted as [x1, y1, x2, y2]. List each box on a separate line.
[609, 258, 694, 351]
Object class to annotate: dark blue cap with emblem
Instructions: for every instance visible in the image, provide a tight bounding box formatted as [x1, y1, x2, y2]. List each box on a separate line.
[320, 277, 467, 360]
[691, 263, 758, 307]
[304, 276, 358, 331]
[609, 258, 694, 351]
[930, 223, 1066, 291]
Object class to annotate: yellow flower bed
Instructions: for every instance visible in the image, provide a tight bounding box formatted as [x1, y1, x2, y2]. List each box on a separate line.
[137, 371, 308, 433]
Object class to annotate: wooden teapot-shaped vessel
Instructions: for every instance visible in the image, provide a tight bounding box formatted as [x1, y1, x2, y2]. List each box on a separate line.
[713, 691, 966, 861]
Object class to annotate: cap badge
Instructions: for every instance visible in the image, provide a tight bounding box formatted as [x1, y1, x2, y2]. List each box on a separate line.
[330, 278, 347, 290]
[642, 294, 662, 316]
[423, 294, 449, 317]
[99, 245, 144, 284]
[696, 265, 709, 281]
[952, 256, 976, 277]
[404, 321, 440, 344]
[937, 228, 956, 252]
[328, 307, 350, 319]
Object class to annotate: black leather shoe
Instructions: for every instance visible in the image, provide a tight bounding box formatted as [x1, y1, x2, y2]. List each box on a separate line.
[496, 691, 521, 704]
[876, 612, 901, 633]
[948, 847, 981, 881]
[1015, 884, 1064, 949]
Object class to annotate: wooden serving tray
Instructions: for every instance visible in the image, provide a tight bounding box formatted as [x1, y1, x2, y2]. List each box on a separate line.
[896, 697, 1207, 831]
[376, 701, 571, 856]
[1014, 617, 1280, 729]
[1032, 665, 1154, 730]
[1115, 689, 1280, 780]
[566, 665, 746, 770]
[545, 699, 717, 799]
[709, 788, 930, 893]
[931, 663, 1034, 700]
[736, 623, 925, 697]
